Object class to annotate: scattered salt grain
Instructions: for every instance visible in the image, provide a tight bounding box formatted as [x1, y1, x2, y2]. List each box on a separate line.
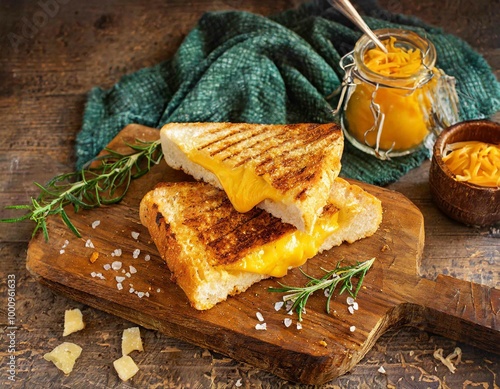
[95, 272, 105, 280]
[255, 323, 267, 331]
[156, 288, 161, 293]
[274, 301, 284, 311]
[61, 240, 69, 249]
[324, 289, 330, 297]
[352, 302, 359, 310]
[103, 264, 111, 271]
[284, 318, 292, 328]
[115, 276, 126, 283]
[378, 366, 386, 374]
[349, 325, 356, 332]
[91, 272, 97, 278]
[145, 292, 150, 298]
[91, 220, 101, 229]
[235, 378, 242, 387]
[348, 306, 355, 315]
[256, 312, 264, 322]
[137, 292, 145, 298]
[129, 265, 137, 274]
[129, 287, 135, 294]
[85, 239, 95, 248]
[111, 248, 122, 257]
[125, 272, 131, 278]
[122, 269, 126, 273]
[111, 261, 122, 271]
[59, 249, 65, 255]
[347, 296, 355, 305]
[296, 323, 302, 330]
[131, 231, 140, 240]
[117, 282, 123, 291]
[132, 249, 140, 259]
[144, 254, 151, 262]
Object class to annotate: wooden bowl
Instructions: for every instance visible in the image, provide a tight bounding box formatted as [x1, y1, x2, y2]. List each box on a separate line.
[429, 119, 500, 227]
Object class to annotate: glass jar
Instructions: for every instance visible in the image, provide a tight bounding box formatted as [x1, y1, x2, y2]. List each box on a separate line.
[337, 28, 459, 159]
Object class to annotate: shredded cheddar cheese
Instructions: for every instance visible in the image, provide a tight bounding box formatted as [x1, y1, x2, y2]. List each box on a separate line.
[364, 36, 422, 77]
[442, 141, 500, 187]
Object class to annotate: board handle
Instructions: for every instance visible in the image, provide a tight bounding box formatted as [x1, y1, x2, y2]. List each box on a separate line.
[406, 274, 499, 354]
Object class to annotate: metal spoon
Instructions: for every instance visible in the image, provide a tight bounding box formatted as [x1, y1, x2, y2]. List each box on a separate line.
[328, 0, 388, 53]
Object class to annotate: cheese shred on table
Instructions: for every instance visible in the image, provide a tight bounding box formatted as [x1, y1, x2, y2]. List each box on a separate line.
[442, 141, 500, 187]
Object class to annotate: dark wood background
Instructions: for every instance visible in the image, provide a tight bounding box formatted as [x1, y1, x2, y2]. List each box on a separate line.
[0, 0, 498, 388]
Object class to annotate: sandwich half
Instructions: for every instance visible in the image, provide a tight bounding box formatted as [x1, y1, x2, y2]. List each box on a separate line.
[160, 122, 344, 233]
[139, 178, 382, 310]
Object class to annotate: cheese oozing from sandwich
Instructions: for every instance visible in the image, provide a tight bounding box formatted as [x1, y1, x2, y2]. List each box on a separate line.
[181, 146, 285, 213]
[223, 207, 339, 277]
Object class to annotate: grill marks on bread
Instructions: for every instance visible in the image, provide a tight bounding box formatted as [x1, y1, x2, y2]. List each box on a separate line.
[195, 123, 342, 195]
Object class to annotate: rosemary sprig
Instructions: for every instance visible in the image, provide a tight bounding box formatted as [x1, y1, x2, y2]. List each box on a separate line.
[269, 257, 375, 321]
[1, 139, 162, 241]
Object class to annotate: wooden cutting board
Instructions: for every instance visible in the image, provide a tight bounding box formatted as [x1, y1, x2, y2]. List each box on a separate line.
[26, 124, 499, 385]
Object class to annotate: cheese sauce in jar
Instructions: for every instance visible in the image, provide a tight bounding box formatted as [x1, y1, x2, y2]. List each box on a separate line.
[338, 29, 459, 159]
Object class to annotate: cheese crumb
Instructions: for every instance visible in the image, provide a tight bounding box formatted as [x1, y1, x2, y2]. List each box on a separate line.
[89, 251, 99, 263]
[63, 309, 85, 336]
[113, 355, 139, 381]
[235, 378, 242, 387]
[122, 327, 144, 356]
[433, 347, 462, 373]
[378, 366, 386, 374]
[44, 342, 82, 375]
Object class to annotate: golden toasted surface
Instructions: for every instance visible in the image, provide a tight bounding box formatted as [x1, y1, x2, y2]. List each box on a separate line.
[147, 182, 297, 266]
[162, 122, 343, 200]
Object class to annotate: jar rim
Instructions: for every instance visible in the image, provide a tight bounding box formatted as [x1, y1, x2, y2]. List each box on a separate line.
[353, 28, 437, 87]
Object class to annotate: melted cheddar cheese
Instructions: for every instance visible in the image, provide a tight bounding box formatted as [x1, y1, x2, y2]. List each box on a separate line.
[184, 148, 287, 213]
[223, 210, 339, 277]
[442, 141, 500, 187]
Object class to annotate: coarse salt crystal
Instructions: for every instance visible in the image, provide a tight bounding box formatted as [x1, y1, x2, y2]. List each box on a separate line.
[156, 288, 161, 293]
[111, 248, 122, 257]
[324, 289, 330, 297]
[235, 378, 242, 387]
[115, 276, 126, 283]
[352, 302, 359, 310]
[296, 323, 302, 330]
[145, 292, 149, 298]
[378, 366, 386, 374]
[103, 264, 111, 271]
[91, 220, 101, 229]
[274, 301, 284, 311]
[129, 288, 135, 293]
[132, 249, 140, 259]
[91, 272, 97, 278]
[255, 323, 267, 331]
[347, 296, 355, 305]
[85, 239, 95, 248]
[284, 318, 292, 328]
[144, 255, 151, 261]
[348, 306, 355, 315]
[61, 240, 69, 249]
[129, 265, 137, 274]
[117, 282, 123, 291]
[256, 312, 264, 322]
[125, 272, 131, 278]
[131, 231, 140, 240]
[59, 249, 65, 254]
[137, 292, 145, 298]
[111, 261, 122, 271]
[349, 325, 356, 332]
[96, 273, 105, 280]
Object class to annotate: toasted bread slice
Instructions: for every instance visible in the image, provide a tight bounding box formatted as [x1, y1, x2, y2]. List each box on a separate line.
[160, 122, 344, 233]
[139, 179, 382, 310]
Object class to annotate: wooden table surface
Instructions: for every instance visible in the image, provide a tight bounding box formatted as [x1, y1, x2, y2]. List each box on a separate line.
[0, 0, 498, 388]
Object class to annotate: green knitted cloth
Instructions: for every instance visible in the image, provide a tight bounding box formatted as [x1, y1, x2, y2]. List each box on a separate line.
[76, 0, 500, 185]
